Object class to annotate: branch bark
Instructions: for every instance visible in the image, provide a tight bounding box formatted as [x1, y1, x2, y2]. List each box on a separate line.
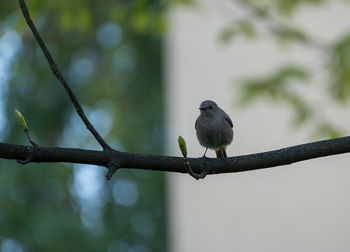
[1, 136, 350, 176]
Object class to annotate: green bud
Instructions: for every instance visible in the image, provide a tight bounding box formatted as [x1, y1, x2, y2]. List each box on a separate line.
[178, 136, 187, 158]
[14, 109, 28, 132]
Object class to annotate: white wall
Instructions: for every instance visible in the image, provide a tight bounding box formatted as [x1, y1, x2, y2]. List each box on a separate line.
[166, 1, 350, 251]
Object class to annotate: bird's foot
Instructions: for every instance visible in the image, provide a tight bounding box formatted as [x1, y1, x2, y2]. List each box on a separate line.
[220, 155, 228, 165]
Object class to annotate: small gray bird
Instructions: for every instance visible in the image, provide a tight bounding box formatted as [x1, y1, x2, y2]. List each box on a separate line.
[195, 100, 234, 158]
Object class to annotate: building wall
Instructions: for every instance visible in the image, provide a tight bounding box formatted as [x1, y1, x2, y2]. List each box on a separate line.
[165, 1, 350, 251]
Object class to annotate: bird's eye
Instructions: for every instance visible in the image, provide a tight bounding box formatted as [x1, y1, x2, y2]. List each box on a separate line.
[209, 105, 213, 109]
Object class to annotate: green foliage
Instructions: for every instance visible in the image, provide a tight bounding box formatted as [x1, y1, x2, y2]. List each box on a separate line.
[330, 33, 350, 102]
[219, 20, 256, 43]
[272, 25, 308, 44]
[275, 0, 325, 15]
[242, 0, 325, 15]
[0, 0, 165, 251]
[240, 65, 311, 125]
[222, 0, 350, 138]
[312, 122, 342, 139]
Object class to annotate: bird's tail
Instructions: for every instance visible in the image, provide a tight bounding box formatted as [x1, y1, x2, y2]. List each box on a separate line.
[215, 147, 227, 158]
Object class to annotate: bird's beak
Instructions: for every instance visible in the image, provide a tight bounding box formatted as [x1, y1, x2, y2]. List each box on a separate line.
[199, 107, 204, 111]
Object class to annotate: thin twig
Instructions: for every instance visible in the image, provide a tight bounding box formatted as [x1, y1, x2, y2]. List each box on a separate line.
[25, 130, 38, 147]
[18, 0, 111, 150]
[17, 131, 37, 164]
[184, 157, 206, 180]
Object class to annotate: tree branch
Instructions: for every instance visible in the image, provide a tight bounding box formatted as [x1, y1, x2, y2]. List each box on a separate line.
[1, 136, 350, 176]
[13, 0, 350, 178]
[18, 0, 111, 151]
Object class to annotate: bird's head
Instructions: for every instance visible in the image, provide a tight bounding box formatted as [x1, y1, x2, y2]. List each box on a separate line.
[199, 100, 218, 115]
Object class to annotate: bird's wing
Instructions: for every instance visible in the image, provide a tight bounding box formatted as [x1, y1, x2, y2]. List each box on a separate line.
[224, 113, 233, 128]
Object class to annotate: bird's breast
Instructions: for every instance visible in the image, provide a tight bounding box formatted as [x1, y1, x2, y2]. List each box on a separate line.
[195, 116, 233, 149]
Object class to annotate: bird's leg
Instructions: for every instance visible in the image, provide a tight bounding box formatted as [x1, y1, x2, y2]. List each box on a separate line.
[220, 148, 228, 165]
[202, 148, 208, 158]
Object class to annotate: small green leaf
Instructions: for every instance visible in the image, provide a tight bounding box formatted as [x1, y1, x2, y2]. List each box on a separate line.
[273, 26, 307, 44]
[178, 136, 187, 158]
[330, 33, 350, 102]
[219, 20, 256, 43]
[14, 109, 28, 132]
[312, 122, 342, 139]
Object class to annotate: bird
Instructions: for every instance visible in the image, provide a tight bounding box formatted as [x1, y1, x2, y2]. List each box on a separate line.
[195, 100, 234, 158]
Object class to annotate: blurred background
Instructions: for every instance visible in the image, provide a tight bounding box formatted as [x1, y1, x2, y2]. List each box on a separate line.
[166, 0, 350, 252]
[1, 0, 350, 251]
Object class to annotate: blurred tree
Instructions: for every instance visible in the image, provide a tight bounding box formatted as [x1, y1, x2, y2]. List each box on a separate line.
[0, 0, 166, 251]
